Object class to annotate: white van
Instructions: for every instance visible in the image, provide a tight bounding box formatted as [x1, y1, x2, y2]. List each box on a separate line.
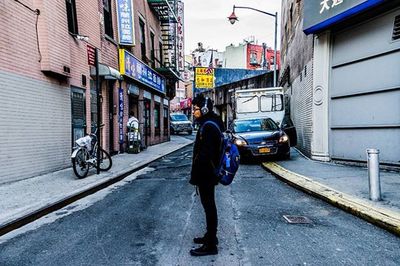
[234, 87, 297, 147]
[235, 87, 285, 125]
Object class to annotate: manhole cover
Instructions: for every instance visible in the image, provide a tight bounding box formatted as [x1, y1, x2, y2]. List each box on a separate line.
[283, 215, 313, 224]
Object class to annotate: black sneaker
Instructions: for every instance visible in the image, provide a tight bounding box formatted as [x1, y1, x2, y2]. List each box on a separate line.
[193, 236, 219, 245]
[190, 245, 218, 256]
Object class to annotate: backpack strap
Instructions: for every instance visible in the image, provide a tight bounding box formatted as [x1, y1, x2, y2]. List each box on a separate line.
[200, 121, 222, 137]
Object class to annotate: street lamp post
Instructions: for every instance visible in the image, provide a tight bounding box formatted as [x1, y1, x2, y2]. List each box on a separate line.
[228, 5, 278, 88]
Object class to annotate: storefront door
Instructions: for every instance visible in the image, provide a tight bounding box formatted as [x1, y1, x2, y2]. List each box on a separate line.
[144, 99, 151, 147]
[71, 87, 86, 148]
[107, 81, 115, 154]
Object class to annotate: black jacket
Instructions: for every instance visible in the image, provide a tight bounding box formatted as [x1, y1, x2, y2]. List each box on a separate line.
[190, 112, 224, 186]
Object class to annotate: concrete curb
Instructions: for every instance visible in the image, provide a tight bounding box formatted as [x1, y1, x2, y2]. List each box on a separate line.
[262, 162, 400, 237]
[0, 141, 194, 237]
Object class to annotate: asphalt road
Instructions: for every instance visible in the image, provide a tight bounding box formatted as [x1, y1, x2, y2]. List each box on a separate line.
[0, 143, 399, 265]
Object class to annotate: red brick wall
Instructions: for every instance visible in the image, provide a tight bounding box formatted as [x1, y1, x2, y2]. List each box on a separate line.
[246, 44, 281, 71]
[1, 0, 169, 155]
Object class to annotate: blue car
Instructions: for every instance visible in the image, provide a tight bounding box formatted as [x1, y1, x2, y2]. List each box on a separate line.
[229, 117, 295, 160]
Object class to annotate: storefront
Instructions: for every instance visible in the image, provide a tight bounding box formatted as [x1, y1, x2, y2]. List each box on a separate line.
[304, 0, 400, 166]
[128, 84, 139, 119]
[163, 98, 170, 138]
[89, 63, 123, 155]
[119, 49, 169, 151]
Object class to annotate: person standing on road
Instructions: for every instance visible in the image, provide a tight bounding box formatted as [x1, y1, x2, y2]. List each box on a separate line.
[189, 94, 224, 256]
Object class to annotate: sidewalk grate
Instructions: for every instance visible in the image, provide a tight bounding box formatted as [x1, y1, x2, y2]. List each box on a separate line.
[283, 215, 313, 224]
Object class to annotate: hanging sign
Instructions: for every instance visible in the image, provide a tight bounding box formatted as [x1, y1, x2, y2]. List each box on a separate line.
[87, 45, 96, 66]
[116, 0, 135, 46]
[177, 1, 185, 73]
[195, 67, 215, 89]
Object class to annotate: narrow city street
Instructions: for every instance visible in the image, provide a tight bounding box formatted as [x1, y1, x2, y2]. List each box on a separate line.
[0, 144, 399, 266]
[1, 0, 399, 265]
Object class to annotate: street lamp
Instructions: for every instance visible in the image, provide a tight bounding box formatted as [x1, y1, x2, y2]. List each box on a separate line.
[72, 34, 102, 174]
[228, 5, 278, 87]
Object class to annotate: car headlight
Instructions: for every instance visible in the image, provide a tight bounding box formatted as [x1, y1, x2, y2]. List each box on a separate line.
[279, 134, 289, 143]
[234, 138, 247, 146]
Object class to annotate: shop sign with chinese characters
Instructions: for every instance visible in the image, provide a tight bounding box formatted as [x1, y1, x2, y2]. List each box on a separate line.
[118, 87, 124, 144]
[195, 67, 215, 89]
[177, 1, 185, 73]
[116, 0, 135, 46]
[119, 49, 166, 94]
[303, 0, 385, 34]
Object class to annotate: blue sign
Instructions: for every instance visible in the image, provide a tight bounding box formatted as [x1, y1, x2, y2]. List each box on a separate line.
[117, 0, 135, 46]
[303, 0, 385, 34]
[118, 87, 124, 144]
[120, 49, 166, 94]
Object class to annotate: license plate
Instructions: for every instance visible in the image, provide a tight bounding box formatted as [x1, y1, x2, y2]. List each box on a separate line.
[259, 147, 270, 153]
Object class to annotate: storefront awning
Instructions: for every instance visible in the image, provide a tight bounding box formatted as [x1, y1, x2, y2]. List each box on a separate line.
[90, 64, 123, 80]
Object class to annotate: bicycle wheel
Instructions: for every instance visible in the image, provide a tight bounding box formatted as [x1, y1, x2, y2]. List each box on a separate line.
[97, 147, 112, 171]
[72, 148, 90, 178]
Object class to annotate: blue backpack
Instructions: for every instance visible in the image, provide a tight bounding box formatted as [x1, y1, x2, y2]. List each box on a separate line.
[200, 121, 240, 185]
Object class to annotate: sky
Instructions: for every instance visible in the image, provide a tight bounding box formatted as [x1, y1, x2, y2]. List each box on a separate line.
[183, 0, 282, 54]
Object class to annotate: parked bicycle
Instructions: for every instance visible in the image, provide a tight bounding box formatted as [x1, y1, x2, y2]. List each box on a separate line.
[71, 126, 112, 178]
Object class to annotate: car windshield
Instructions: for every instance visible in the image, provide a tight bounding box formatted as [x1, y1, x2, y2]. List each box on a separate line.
[170, 114, 189, 121]
[233, 118, 278, 133]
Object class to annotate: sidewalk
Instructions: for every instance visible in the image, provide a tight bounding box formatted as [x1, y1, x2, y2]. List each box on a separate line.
[0, 135, 194, 236]
[262, 149, 400, 236]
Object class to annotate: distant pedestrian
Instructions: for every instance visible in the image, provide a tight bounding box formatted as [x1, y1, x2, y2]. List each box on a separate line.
[189, 94, 224, 256]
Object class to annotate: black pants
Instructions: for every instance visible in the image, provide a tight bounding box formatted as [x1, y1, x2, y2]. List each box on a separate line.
[198, 184, 218, 245]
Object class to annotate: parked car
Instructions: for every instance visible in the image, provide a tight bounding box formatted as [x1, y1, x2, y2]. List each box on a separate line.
[228, 117, 292, 159]
[170, 113, 193, 135]
[280, 115, 297, 147]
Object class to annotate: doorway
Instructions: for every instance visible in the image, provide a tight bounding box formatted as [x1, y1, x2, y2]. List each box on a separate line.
[71, 87, 86, 148]
[107, 81, 115, 154]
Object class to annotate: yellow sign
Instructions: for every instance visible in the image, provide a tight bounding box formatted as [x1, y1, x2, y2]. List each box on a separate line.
[195, 67, 215, 89]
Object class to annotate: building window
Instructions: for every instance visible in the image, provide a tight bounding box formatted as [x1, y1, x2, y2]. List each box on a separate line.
[66, 0, 78, 34]
[163, 106, 169, 136]
[250, 51, 258, 65]
[150, 32, 155, 68]
[159, 41, 163, 67]
[103, 0, 113, 38]
[154, 103, 160, 135]
[139, 19, 146, 61]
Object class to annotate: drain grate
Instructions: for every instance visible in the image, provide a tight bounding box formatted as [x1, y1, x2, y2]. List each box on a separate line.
[283, 215, 313, 224]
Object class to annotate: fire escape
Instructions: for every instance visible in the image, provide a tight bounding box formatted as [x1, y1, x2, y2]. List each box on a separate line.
[148, 0, 181, 98]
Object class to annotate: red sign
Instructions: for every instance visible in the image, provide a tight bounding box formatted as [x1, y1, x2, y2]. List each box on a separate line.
[87, 45, 96, 66]
[180, 98, 192, 109]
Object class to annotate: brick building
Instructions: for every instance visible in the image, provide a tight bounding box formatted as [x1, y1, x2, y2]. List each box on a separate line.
[224, 41, 281, 71]
[0, 0, 181, 183]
